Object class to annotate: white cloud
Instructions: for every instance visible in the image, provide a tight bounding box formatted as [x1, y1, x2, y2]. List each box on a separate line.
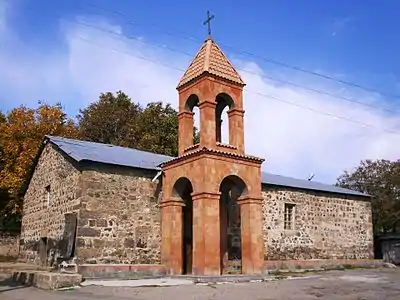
[0, 5, 73, 112]
[0, 9, 399, 184]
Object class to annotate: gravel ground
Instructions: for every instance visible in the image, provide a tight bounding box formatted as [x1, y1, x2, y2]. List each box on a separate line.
[1, 268, 399, 300]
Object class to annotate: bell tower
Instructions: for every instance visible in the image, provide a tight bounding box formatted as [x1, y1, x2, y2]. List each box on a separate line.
[160, 26, 265, 276]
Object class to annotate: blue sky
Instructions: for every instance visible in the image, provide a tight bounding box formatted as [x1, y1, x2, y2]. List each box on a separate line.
[6, 0, 400, 80]
[0, 0, 399, 183]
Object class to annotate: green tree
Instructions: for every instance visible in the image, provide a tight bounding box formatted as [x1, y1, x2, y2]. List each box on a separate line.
[336, 159, 400, 234]
[78, 91, 200, 157]
[0, 103, 78, 228]
[133, 101, 179, 156]
[78, 91, 142, 145]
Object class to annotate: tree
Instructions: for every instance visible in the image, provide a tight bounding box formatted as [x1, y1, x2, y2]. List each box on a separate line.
[133, 101, 179, 156]
[0, 103, 78, 225]
[337, 159, 400, 234]
[78, 91, 142, 146]
[78, 91, 200, 157]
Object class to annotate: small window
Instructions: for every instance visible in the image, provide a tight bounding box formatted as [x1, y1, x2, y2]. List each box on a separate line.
[45, 185, 51, 206]
[284, 203, 295, 230]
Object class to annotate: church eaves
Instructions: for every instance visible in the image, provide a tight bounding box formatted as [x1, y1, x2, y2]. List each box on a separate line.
[33, 136, 368, 198]
[177, 38, 245, 89]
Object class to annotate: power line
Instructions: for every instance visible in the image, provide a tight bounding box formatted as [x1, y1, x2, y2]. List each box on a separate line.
[82, 1, 400, 100]
[73, 36, 400, 136]
[245, 89, 400, 135]
[67, 19, 399, 115]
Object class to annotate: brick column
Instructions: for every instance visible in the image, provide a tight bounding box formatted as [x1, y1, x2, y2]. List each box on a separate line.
[227, 108, 245, 153]
[198, 101, 217, 149]
[192, 191, 221, 275]
[237, 196, 264, 274]
[178, 111, 194, 155]
[161, 197, 184, 275]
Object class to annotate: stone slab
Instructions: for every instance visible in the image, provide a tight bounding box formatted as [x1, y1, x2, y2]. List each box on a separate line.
[81, 278, 194, 287]
[172, 274, 271, 283]
[264, 259, 386, 273]
[11, 270, 82, 290]
[78, 264, 166, 279]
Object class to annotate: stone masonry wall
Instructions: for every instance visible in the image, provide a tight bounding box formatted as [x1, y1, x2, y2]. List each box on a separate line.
[76, 164, 162, 264]
[20, 143, 82, 265]
[262, 186, 374, 260]
[0, 233, 20, 261]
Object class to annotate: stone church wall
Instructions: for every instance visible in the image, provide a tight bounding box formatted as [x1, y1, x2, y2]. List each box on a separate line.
[262, 185, 374, 260]
[20, 143, 82, 265]
[76, 164, 162, 264]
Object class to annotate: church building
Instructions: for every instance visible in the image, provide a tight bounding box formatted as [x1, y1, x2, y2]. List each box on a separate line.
[19, 35, 374, 276]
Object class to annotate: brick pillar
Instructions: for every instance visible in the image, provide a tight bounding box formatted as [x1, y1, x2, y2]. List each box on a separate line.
[161, 197, 184, 275]
[198, 101, 217, 149]
[178, 111, 194, 155]
[227, 108, 245, 153]
[238, 196, 264, 274]
[192, 191, 221, 275]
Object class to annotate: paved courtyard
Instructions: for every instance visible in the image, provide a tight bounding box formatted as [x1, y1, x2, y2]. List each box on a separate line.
[1, 268, 399, 300]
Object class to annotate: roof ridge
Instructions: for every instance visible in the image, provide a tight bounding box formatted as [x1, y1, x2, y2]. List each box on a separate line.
[203, 38, 212, 71]
[46, 136, 173, 158]
[209, 40, 245, 84]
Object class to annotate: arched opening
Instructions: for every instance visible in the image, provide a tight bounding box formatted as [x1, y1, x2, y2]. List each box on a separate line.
[185, 94, 200, 145]
[219, 175, 248, 274]
[172, 177, 194, 274]
[215, 93, 234, 144]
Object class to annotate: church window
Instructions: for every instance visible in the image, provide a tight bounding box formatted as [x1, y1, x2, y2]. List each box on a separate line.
[284, 203, 295, 230]
[45, 185, 51, 206]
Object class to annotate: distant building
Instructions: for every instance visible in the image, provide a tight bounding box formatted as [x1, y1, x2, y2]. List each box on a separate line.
[20, 36, 374, 276]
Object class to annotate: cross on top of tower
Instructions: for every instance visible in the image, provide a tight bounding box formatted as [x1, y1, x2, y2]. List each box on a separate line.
[203, 10, 215, 37]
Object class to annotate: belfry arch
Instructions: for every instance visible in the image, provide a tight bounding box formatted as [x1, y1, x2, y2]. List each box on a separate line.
[215, 93, 235, 144]
[178, 94, 200, 154]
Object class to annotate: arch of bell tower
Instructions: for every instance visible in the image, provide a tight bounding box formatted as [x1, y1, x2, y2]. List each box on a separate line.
[160, 32, 265, 276]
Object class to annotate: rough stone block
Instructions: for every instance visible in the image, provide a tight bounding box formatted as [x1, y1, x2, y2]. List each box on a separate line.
[12, 270, 82, 290]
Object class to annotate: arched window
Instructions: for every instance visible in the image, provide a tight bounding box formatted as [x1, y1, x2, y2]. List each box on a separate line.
[185, 94, 200, 144]
[215, 93, 234, 144]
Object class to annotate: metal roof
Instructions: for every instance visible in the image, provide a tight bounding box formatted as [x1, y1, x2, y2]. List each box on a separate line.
[261, 172, 368, 197]
[47, 136, 369, 198]
[46, 136, 170, 171]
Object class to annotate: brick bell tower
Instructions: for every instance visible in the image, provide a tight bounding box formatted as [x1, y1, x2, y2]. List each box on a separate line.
[160, 29, 265, 275]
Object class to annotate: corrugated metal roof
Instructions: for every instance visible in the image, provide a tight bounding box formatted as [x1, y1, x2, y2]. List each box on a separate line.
[47, 136, 369, 198]
[46, 136, 170, 171]
[261, 172, 368, 197]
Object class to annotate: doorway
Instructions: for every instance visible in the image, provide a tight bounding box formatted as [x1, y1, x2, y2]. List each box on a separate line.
[219, 175, 248, 274]
[172, 177, 193, 274]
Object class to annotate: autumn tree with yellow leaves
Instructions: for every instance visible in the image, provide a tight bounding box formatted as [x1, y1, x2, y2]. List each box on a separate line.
[0, 103, 78, 230]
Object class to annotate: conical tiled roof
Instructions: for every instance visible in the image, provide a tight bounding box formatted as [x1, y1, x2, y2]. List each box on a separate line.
[177, 38, 245, 89]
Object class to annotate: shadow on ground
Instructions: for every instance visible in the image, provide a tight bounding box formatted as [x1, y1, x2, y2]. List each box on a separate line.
[0, 275, 29, 293]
